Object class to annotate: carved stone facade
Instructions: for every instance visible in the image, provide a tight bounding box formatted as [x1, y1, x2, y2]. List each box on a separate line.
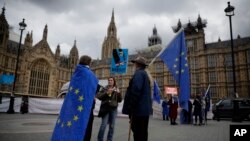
[92, 13, 250, 101]
[0, 7, 78, 97]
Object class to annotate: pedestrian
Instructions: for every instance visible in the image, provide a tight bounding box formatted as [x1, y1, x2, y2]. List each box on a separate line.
[162, 98, 169, 121]
[96, 77, 122, 141]
[187, 100, 193, 124]
[51, 55, 99, 141]
[193, 95, 203, 125]
[168, 95, 178, 125]
[84, 100, 95, 141]
[122, 56, 152, 141]
[204, 96, 210, 124]
[84, 84, 102, 141]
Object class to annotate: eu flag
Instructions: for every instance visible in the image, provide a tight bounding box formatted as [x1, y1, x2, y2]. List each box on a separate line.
[159, 29, 190, 112]
[153, 80, 161, 104]
[51, 65, 98, 141]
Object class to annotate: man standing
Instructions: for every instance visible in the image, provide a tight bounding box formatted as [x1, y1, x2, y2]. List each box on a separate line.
[51, 55, 98, 141]
[122, 56, 152, 141]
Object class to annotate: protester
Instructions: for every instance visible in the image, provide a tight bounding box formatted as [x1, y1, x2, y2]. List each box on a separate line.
[162, 98, 169, 121]
[84, 86, 102, 141]
[96, 77, 122, 141]
[168, 95, 178, 125]
[84, 100, 95, 141]
[122, 56, 152, 141]
[187, 100, 193, 124]
[204, 96, 210, 124]
[51, 55, 98, 141]
[193, 95, 203, 125]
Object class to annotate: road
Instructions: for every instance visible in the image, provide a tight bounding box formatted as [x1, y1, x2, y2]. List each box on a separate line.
[0, 113, 249, 141]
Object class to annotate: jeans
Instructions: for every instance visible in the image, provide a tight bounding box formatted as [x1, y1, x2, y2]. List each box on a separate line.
[97, 109, 117, 141]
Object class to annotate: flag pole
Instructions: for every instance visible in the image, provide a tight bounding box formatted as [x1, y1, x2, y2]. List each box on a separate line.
[205, 84, 210, 97]
[148, 28, 184, 66]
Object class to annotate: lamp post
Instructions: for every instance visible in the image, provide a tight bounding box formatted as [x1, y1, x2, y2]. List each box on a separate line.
[7, 19, 27, 113]
[224, 2, 236, 98]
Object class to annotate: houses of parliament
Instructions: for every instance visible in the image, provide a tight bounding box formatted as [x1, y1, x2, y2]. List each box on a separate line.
[0, 6, 250, 101]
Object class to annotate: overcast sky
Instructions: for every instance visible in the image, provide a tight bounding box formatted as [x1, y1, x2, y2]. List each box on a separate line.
[2, 0, 250, 59]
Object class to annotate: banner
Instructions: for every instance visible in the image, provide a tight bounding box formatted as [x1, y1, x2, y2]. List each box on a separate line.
[110, 48, 128, 74]
[164, 86, 178, 95]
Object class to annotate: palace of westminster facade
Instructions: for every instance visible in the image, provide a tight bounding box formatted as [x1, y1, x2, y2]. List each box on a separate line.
[0, 7, 250, 101]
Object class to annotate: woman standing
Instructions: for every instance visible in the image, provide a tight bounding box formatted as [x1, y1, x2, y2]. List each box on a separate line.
[193, 95, 203, 125]
[168, 95, 178, 125]
[96, 77, 122, 141]
[162, 98, 169, 121]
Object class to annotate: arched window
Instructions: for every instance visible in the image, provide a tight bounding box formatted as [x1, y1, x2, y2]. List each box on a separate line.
[28, 59, 50, 96]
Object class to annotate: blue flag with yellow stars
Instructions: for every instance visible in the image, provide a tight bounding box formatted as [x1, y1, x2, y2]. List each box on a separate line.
[51, 64, 98, 141]
[153, 80, 161, 104]
[159, 29, 190, 112]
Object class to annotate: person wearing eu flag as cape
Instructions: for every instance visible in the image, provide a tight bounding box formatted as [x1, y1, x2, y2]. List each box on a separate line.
[51, 55, 98, 141]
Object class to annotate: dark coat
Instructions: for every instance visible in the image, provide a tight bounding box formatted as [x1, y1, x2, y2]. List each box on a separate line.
[168, 98, 178, 119]
[96, 86, 122, 117]
[193, 99, 202, 116]
[122, 69, 152, 116]
[162, 100, 169, 115]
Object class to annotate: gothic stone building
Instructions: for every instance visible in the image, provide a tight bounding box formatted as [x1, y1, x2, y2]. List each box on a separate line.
[92, 12, 250, 101]
[1, 6, 250, 101]
[0, 7, 76, 97]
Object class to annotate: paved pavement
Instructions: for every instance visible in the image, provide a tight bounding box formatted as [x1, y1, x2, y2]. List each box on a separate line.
[0, 113, 249, 141]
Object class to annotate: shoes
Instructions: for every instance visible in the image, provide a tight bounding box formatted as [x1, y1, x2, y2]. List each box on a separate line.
[193, 123, 197, 126]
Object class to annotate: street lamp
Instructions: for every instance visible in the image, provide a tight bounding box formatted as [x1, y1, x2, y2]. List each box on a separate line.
[7, 19, 27, 113]
[224, 2, 236, 98]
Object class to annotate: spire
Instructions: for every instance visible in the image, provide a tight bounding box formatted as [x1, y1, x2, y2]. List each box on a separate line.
[43, 24, 48, 41]
[70, 39, 79, 69]
[2, 6, 5, 15]
[177, 19, 182, 28]
[153, 24, 157, 35]
[148, 25, 162, 46]
[197, 14, 203, 29]
[173, 19, 182, 33]
[107, 9, 117, 37]
[55, 44, 61, 61]
[74, 39, 76, 47]
[111, 8, 114, 23]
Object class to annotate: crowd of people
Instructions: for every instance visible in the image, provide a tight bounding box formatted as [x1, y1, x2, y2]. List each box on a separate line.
[161, 94, 210, 126]
[52, 55, 210, 141]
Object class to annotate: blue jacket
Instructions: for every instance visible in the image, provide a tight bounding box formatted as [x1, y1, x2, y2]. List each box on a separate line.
[162, 100, 169, 115]
[122, 69, 152, 116]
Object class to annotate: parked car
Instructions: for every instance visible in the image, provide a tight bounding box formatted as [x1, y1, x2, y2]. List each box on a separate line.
[212, 98, 250, 121]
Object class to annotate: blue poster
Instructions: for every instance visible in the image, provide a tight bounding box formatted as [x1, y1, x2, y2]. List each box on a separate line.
[110, 48, 128, 74]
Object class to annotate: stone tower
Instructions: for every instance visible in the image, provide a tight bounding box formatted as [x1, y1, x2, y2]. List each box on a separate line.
[0, 6, 9, 50]
[69, 40, 79, 69]
[148, 25, 162, 46]
[101, 9, 120, 59]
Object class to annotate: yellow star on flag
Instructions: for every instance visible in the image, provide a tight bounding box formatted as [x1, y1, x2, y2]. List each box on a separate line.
[67, 121, 72, 127]
[70, 86, 73, 91]
[77, 105, 83, 112]
[173, 64, 177, 68]
[176, 71, 179, 74]
[181, 69, 185, 73]
[181, 52, 185, 56]
[57, 118, 60, 124]
[61, 123, 64, 128]
[185, 63, 188, 67]
[78, 96, 84, 102]
[175, 58, 179, 62]
[75, 89, 80, 95]
[73, 115, 79, 121]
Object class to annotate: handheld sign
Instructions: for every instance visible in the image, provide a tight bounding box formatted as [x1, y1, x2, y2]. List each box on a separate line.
[110, 48, 128, 74]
